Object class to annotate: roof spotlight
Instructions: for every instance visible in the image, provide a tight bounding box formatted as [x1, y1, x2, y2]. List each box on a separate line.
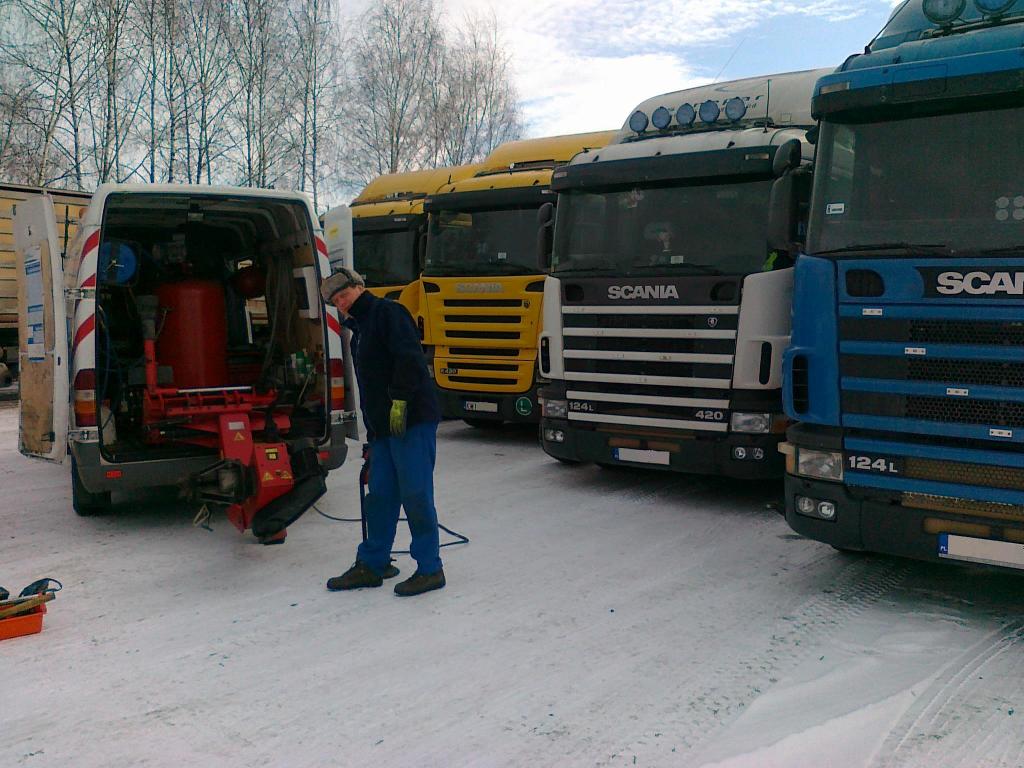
[651, 106, 672, 130]
[974, 0, 1015, 15]
[628, 110, 649, 133]
[698, 100, 721, 124]
[725, 97, 747, 122]
[923, 0, 966, 23]
[676, 103, 696, 127]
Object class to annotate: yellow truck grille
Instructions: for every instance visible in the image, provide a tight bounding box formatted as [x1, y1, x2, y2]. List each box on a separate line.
[426, 277, 543, 394]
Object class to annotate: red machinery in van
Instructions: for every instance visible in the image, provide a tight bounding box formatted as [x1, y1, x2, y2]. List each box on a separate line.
[14, 185, 358, 543]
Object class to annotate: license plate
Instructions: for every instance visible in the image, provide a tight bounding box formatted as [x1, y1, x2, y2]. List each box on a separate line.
[938, 534, 1024, 570]
[463, 401, 498, 414]
[614, 448, 670, 466]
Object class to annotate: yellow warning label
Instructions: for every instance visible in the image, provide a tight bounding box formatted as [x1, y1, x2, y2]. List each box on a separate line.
[234, 432, 246, 442]
[265, 449, 279, 460]
[263, 472, 273, 482]
[281, 471, 292, 480]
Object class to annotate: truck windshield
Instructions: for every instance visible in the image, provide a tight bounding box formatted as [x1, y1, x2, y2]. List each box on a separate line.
[353, 228, 417, 286]
[552, 180, 774, 276]
[424, 206, 541, 276]
[808, 105, 1024, 256]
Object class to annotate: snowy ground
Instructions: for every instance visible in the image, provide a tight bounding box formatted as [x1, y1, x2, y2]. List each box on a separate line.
[2, 401, 1023, 768]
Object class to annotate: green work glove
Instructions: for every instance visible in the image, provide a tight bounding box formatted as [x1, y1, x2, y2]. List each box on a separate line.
[389, 399, 408, 437]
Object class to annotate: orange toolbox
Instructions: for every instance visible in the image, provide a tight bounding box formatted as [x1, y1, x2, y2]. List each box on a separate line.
[0, 602, 48, 641]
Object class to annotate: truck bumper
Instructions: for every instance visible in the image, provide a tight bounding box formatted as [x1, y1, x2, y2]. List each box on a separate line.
[784, 473, 1024, 569]
[437, 384, 541, 424]
[539, 418, 784, 480]
[71, 424, 349, 495]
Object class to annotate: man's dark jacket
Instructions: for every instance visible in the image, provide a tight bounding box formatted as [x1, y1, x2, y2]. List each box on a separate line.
[346, 291, 439, 442]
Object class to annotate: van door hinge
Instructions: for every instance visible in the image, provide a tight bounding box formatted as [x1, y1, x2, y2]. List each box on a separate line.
[65, 288, 96, 301]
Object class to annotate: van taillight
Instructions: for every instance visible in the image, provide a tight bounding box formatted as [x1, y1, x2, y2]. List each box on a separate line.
[73, 369, 98, 427]
[329, 359, 345, 411]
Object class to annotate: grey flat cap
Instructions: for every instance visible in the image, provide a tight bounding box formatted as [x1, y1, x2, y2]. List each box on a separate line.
[320, 267, 366, 303]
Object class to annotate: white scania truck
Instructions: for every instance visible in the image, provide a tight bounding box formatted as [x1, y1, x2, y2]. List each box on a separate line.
[538, 70, 829, 478]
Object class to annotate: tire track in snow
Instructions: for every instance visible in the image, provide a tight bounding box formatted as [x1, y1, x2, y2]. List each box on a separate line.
[600, 554, 911, 765]
[873, 621, 1024, 768]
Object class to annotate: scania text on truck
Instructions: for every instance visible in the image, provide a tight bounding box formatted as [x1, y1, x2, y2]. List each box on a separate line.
[16, 185, 358, 543]
[417, 132, 616, 427]
[782, 0, 1024, 570]
[538, 71, 828, 477]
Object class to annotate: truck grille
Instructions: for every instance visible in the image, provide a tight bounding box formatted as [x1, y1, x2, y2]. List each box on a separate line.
[904, 457, 1024, 492]
[838, 260, 1024, 508]
[840, 312, 1024, 432]
[844, 392, 1024, 428]
[902, 493, 1024, 523]
[430, 281, 543, 394]
[438, 298, 529, 349]
[561, 306, 738, 433]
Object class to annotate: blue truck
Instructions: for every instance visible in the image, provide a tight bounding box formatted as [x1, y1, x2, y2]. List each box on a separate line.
[781, 0, 1024, 570]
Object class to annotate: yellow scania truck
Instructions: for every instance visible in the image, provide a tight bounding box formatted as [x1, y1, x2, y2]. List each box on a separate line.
[416, 132, 615, 427]
[347, 166, 478, 302]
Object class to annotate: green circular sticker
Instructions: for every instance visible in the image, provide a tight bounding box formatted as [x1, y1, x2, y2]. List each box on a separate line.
[515, 397, 533, 417]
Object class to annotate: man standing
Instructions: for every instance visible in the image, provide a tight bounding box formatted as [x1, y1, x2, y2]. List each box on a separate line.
[321, 267, 445, 596]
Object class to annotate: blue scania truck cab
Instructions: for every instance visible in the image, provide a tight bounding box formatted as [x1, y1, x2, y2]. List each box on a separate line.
[782, 0, 1024, 570]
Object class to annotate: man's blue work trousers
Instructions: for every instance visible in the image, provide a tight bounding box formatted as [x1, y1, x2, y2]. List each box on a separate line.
[357, 422, 443, 576]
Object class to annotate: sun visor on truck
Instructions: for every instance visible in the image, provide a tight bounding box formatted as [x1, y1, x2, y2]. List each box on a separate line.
[551, 146, 778, 192]
[813, 60, 1024, 121]
[352, 214, 424, 233]
[424, 186, 556, 213]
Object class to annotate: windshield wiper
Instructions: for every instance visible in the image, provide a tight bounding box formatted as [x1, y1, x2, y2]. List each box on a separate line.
[553, 265, 619, 274]
[968, 245, 1024, 256]
[628, 263, 724, 275]
[815, 242, 951, 256]
[428, 263, 537, 277]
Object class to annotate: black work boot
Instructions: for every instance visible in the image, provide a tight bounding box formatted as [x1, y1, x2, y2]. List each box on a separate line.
[382, 560, 400, 579]
[394, 568, 446, 597]
[326, 561, 384, 591]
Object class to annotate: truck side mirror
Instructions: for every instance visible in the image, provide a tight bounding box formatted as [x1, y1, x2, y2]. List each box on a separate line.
[767, 167, 812, 254]
[536, 202, 555, 271]
[773, 138, 802, 178]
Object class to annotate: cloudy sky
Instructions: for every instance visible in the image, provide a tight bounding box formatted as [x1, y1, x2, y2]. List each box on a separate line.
[440, 0, 902, 137]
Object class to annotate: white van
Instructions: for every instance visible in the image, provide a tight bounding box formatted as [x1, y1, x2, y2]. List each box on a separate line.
[14, 184, 358, 538]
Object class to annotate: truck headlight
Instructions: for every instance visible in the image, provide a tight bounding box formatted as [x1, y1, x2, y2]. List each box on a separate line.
[542, 398, 568, 419]
[796, 448, 844, 482]
[730, 412, 771, 433]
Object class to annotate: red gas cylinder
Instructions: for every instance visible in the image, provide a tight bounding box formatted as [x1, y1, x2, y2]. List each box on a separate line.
[156, 280, 228, 388]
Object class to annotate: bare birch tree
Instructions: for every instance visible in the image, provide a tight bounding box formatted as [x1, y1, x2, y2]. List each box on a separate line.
[425, 11, 524, 168]
[0, 0, 522, 210]
[289, 0, 341, 208]
[86, 0, 144, 182]
[0, 0, 95, 187]
[343, 0, 442, 183]
[179, 0, 234, 183]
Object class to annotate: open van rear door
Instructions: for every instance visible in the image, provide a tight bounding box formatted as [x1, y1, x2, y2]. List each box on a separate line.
[322, 205, 353, 271]
[14, 194, 69, 461]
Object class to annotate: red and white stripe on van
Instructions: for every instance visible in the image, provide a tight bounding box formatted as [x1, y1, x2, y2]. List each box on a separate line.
[71, 228, 100, 432]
